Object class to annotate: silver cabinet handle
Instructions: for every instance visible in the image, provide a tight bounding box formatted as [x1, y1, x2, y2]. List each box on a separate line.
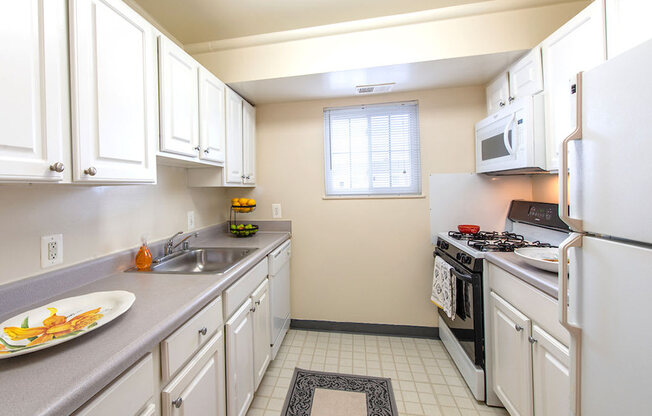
[172, 397, 183, 408]
[508, 96, 515, 103]
[241, 174, 246, 179]
[559, 72, 584, 232]
[528, 336, 538, 344]
[198, 327, 207, 336]
[193, 145, 201, 151]
[84, 167, 97, 176]
[49, 162, 65, 173]
[499, 101, 506, 107]
[255, 300, 261, 306]
[246, 175, 251, 180]
[250, 307, 256, 313]
[514, 324, 523, 332]
[204, 148, 210, 154]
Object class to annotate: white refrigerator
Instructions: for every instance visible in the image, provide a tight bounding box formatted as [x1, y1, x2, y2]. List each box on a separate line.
[558, 38, 652, 415]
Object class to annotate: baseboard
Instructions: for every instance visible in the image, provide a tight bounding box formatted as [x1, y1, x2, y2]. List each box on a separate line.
[290, 319, 439, 339]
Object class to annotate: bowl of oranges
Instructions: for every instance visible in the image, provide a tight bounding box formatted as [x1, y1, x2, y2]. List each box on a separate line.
[231, 198, 256, 213]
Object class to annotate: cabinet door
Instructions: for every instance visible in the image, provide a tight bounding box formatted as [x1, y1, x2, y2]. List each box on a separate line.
[162, 331, 226, 416]
[0, 0, 68, 182]
[225, 88, 244, 184]
[198, 68, 226, 163]
[606, 0, 652, 59]
[242, 100, 256, 185]
[531, 324, 570, 416]
[486, 73, 509, 115]
[225, 299, 255, 416]
[252, 279, 271, 389]
[508, 48, 544, 100]
[69, 0, 157, 183]
[158, 36, 199, 157]
[541, 1, 606, 170]
[490, 292, 533, 416]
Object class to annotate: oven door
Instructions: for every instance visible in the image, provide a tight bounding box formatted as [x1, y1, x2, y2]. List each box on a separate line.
[437, 265, 485, 367]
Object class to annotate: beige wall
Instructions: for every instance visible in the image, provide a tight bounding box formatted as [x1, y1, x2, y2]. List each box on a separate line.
[532, 174, 559, 203]
[227, 86, 486, 327]
[0, 166, 227, 285]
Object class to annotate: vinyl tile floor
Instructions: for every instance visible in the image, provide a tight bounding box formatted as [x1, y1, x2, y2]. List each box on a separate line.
[246, 329, 509, 416]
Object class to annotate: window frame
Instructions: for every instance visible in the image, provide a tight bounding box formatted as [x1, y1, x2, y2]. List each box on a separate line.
[323, 100, 422, 198]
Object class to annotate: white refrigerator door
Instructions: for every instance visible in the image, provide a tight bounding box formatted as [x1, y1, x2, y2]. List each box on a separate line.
[571, 236, 652, 415]
[568, 38, 652, 244]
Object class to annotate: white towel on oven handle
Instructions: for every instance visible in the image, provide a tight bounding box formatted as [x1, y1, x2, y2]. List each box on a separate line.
[431, 255, 456, 320]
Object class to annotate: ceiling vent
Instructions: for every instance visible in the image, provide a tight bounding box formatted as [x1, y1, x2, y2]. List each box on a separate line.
[355, 83, 395, 95]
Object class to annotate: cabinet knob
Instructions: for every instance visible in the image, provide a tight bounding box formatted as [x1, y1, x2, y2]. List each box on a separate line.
[204, 148, 210, 154]
[84, 167, 97, 176]
[255, 300, 261, 306]
[49, 162, 65, 173]
[241, 175, 246, 179]
[193, 145, 201, 151]
[246, 175, 251, 180]
[172, 397, 183, 408]
[198, 327, 208, 336]
[508, 96, 515, 103]
[528, 336, 538, 344]
[499, 101, 506, 107]
[250, 307, 256, 313]
[514, 324, 523, 332]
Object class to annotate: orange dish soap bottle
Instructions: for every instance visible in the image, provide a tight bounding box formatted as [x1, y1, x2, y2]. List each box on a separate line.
[135, 236, 153, 271]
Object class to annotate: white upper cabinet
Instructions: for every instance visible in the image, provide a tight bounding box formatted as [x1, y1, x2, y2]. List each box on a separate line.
[225, 88, 244, 184]
[0, 0, 69, 182]
[198, 68, 226, 164]
[485, 73, 510, 115]
[541, 1, 606, 171]
[605, 0, 652, 58]
[242, 100, 256, 185]
[69, 0, 157, 184]
[158, 36, 200, 158]
[508, 48, 544, 101]
[69, 0, 157, 183]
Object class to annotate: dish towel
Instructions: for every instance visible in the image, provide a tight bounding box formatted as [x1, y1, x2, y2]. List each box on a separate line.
[432, 255, 456, 320]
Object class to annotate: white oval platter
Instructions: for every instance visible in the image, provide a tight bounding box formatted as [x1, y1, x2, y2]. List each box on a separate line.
[0, 290, 135, 359]
[514, 247, 559, 273]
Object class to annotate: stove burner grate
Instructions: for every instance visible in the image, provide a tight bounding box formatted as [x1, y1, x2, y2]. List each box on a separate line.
[447, 230, 554, 252]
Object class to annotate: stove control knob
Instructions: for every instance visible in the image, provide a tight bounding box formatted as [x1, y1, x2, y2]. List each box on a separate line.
[456, 253, 461, 260]
[443, 242, 449, 249]
[464, 256, 472, 265]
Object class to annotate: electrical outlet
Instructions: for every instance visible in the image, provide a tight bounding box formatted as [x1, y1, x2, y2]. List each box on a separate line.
[187, 211, 196, 230]
[41, 234, 63, 268]
[272, 203, 282, 219]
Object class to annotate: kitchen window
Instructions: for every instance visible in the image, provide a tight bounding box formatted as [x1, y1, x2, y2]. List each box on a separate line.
[323, 101, 421, 197]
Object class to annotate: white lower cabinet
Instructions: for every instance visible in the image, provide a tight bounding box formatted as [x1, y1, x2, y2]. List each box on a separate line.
[532, 325, 570, 416]
[162, 330, 226, 416]
[252, 279, 271, 389]
[489, 289, 570, 416]
[226, 299, 256, 416]
[490, 292, 534, 416]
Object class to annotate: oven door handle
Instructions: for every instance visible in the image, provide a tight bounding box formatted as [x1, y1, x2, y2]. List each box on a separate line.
[450, 268, 474, 284]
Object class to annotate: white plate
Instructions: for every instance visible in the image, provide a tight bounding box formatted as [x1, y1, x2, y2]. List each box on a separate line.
[514, 247, 559, 273]
[0, 291, 135, 359]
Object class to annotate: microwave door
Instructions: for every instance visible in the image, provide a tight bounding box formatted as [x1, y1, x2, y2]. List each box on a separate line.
[476, 111, 517, 172]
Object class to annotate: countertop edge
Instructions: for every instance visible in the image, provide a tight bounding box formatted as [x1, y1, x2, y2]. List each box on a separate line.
[483, 251, 559, 299]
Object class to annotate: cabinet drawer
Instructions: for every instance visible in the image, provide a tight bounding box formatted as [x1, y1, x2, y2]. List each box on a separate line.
[162, 330, 226, 416]
[223, 259, 268, 319]
[162, 296, 223, 381]
[75, 354, 154, 416]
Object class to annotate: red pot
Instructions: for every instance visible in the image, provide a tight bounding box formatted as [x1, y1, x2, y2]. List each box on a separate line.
[458, 224, 480, 234]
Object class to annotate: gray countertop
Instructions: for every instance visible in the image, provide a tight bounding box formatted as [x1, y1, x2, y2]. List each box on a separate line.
[0, 231, 290, 416]
[484, 251, 559, 299]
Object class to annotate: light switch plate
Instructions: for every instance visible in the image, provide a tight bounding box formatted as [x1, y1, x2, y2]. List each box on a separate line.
[41, 234, 63, 268]
[187, 211, 196, 230]
[272, 203, 282, 219]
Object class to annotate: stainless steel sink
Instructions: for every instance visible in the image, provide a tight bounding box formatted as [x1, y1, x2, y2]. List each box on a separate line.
[129, 247, 258, 274]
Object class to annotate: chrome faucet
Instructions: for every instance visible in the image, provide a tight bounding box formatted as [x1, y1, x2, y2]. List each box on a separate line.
[173, 232, 199, 251]
[164, 231, 184, 256]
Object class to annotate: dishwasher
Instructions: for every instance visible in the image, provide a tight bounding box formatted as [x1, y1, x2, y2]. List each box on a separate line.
[268, 240, 291, 359]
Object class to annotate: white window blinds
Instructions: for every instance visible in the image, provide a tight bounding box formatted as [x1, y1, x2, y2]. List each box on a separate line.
[324, 101, 421, 196]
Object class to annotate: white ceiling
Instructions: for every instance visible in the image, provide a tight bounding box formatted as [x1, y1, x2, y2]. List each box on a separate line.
[131, 0, 516, 43]
[229, 51, 526, 104]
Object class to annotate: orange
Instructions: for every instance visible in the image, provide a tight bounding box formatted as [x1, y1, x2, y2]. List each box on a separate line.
[239, 198, 249, 206]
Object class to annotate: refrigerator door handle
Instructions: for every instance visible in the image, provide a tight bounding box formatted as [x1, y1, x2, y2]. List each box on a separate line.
[559, 232, 583, 416]
[559, 72, 584, 232]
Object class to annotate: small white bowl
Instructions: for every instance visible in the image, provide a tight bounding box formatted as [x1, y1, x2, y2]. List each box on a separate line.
[514, 247, 559, 273]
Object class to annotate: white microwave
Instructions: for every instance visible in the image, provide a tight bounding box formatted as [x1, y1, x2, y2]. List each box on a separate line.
[475, 94, 547, 174]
